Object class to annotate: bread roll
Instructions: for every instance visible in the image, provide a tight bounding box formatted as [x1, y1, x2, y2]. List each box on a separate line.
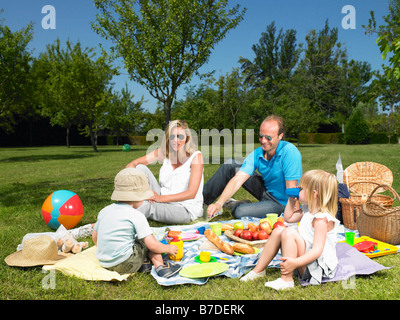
[233, 242, 255, 254]
[204, 229, 234, 255]
[221, 223, 233, 231]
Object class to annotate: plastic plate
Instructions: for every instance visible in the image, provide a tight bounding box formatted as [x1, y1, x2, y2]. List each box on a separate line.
[179, 262, 229, 278]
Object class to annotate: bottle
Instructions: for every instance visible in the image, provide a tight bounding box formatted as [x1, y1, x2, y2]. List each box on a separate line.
[169, 236, 183, 261]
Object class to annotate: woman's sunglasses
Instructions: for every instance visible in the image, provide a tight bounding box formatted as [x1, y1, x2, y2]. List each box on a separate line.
[169, 134, 186, 141]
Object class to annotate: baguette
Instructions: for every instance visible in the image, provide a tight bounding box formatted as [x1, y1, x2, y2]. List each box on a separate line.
[204, 229, 234, 255]
[233, 242, 255, 254]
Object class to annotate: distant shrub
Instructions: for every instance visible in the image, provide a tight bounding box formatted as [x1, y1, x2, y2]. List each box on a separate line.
[344, 109, 371, 145]
[298, 133, 344, 144]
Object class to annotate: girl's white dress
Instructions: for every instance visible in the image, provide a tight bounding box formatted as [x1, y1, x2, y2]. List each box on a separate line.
[297, 205, 340, 284]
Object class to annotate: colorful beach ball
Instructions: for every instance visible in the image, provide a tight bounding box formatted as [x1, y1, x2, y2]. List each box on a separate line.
[122, 144, 131, 152]
[42, 190, 84, 230]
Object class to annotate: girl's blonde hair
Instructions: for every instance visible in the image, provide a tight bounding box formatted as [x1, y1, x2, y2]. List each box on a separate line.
[299, 169, 338, 217]
[161, 120, 198, 158]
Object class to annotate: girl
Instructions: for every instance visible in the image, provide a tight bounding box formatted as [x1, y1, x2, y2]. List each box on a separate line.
[240, 169, 339, 290]
[126, 120, 204, 224]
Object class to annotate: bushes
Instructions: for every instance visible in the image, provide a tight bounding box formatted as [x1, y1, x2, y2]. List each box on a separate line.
[299, 133, 344, 144]
[298, 132, 397, 145]
[344, 109, 371, 145]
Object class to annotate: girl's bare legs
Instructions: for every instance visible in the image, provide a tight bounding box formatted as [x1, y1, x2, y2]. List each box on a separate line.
[252, 226, 285, 273]
[278, 228, 306, 282]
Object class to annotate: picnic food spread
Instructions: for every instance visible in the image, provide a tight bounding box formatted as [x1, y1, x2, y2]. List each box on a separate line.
[204, 229, 234, 255]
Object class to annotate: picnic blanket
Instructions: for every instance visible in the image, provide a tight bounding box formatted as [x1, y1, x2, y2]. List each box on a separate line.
[149, 217, 392, 286]
[39, 217, 393, 285]
[150, 218, 263, 286]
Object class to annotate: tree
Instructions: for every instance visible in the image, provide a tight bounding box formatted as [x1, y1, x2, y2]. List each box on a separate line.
[344, 108, 371, 145]
[300, 20, 347, 122]
[92, 0, 246, 128]
[215, 68, 248, 130]
[172, 82, 221, 132]
[239, 21, 300, 90]
[0, 13, 33, 133]
[36, 40, 117, 151]
[364, 0, 400, 79]
[105, 84, 145, 144]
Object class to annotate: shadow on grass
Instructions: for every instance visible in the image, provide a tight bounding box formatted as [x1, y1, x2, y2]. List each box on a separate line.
[1, 177, 112, 210]
[0, 153, 96, 163]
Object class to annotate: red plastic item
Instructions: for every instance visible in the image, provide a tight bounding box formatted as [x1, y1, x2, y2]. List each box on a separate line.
[353, 241, 377, 253]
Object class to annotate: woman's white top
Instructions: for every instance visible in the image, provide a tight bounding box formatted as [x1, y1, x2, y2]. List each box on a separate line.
[159, 150, 204, 220]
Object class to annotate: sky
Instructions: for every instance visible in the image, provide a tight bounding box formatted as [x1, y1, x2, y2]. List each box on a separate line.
[1, 0, 392, 112]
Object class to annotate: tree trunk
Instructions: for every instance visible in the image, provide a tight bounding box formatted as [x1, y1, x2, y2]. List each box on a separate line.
[66, 127, 70, 148]
[164, 98, 172, 129]
[88, 124, 98, 152]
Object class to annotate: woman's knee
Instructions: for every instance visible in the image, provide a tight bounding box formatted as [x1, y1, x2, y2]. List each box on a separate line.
[135, 164, 149, 173]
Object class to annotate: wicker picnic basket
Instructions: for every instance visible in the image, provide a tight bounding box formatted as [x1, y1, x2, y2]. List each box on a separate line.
[339, 162, 394, 230]
[343, 162, 393, 194]
[357, 184, 400, 245]
[340, 181, 395, 230]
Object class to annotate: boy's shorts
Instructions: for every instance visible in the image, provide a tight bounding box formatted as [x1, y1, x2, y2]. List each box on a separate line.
[106, 239, 148, 274]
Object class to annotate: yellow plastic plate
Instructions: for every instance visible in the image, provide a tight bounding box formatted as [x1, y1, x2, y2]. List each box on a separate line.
[341, 236, 399, 258]
[179, 262, 229, 278]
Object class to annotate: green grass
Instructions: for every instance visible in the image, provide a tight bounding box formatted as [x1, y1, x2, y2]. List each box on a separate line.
[1, 143, 400, 300]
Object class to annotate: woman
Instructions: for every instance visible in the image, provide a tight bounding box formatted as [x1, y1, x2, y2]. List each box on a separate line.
[126, 120, 204, 224]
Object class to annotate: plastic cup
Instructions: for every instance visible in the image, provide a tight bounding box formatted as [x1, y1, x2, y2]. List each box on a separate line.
[345, 232, 355, 246]
[210, 223, 222, 236]
[267, 213, 278, 226]
[197, 226, 205, 235]
[200, 251, 211, 262]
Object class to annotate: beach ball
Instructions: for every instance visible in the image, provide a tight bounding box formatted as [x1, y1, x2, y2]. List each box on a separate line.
[41, 190, 84, 230]
[122, 144, 131, 152]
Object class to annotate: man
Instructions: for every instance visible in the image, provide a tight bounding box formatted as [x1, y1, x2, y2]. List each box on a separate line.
[204, 115, 302, 219]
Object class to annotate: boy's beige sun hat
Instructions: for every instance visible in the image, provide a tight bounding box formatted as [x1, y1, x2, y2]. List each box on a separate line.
[111, 168, 154, 202]
[5, 236, 69, 267]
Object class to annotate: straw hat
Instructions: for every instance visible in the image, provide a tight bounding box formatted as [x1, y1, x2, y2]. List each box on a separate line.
[4, 236, 69, 267]
[111, 168, 154, 202]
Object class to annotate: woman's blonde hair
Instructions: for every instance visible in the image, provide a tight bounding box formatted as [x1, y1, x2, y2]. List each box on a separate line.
[299, 169, 338, 217]
[161, 120, 198, 158]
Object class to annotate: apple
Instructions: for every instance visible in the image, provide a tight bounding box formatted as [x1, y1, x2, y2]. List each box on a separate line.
[252, 231, 259, 240]
[259, 218, 267, 224]
[258, 220, 272, 234]
[239, 229, 253, 241]
[233, 228, 244, 237]
[258, 230, 269, 240]
[233, 222, 244, 230]
[273, 221, 286, 230]
[248, 223, 258, 233]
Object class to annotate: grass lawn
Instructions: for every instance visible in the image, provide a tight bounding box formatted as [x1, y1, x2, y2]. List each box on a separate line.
[1, 143, 400, 300]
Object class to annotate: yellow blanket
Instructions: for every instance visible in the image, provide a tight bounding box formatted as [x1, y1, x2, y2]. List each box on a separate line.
[43, 246, 132, 281]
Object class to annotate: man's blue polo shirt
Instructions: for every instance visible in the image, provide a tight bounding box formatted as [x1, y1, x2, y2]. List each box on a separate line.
[239, 140, 302, 206]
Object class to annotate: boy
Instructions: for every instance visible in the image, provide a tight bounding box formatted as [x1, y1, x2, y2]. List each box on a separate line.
[92, 168, 181, 278]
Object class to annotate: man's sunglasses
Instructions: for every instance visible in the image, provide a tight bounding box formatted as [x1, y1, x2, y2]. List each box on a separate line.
[258, 133, 273, 141]
[169, 134, 186, 141]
